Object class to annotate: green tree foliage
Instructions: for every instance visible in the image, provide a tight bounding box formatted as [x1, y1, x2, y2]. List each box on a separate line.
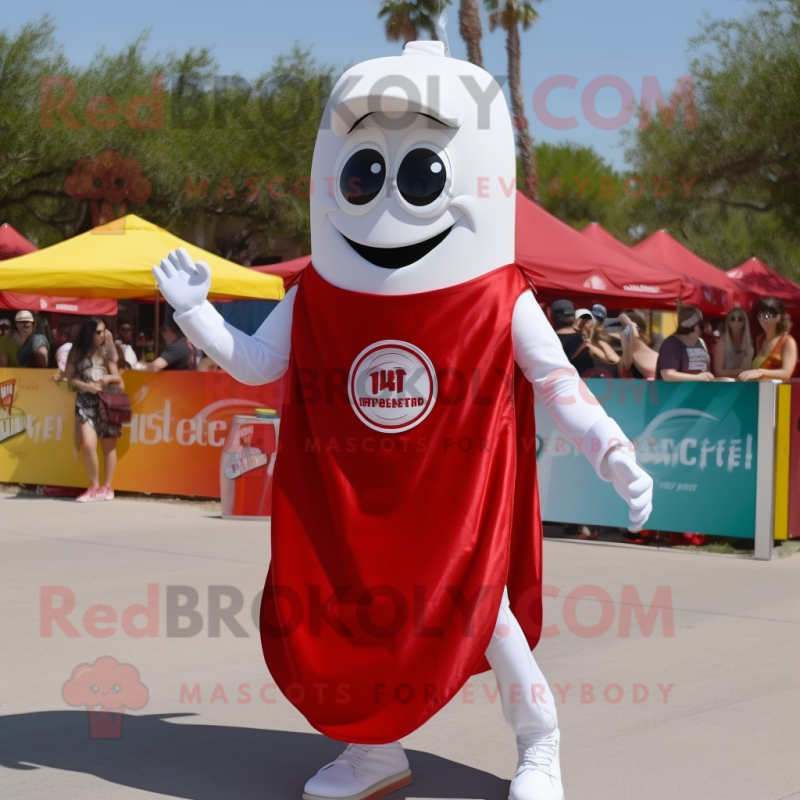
[378, 0, 452, 44]
[0, 17, 335, 259]
[622, 0, 800, 277]
[528, 142, 630, 235]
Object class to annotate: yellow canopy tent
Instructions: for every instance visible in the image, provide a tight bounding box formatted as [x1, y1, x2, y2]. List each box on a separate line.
[0, 214, 284, 301]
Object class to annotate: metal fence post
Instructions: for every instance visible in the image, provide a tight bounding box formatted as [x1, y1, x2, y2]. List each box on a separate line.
[754, 381, 777, 560]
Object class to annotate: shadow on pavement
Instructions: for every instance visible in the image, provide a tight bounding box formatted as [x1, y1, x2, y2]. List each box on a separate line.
[0, 711, 509, 799]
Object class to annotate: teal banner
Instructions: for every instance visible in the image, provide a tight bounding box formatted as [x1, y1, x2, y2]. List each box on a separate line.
[534, 380, 760, 538]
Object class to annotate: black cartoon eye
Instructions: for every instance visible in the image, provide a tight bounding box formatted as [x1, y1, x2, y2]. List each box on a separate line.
[339, 149, 386, 205]
[90, 684, 100, 694]
[397, 148, 448, 206]
[114, 178, 125, 188]
[92, 178, 102, 189]
[112, 684, 121, 693]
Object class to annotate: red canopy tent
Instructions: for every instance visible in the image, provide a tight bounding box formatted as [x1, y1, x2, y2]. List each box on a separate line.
[726, 257, 800, 313]
[581, 222, 726, 314]
[632, 229, 747, 316]
[254, 255, 309, 290]
[255, 194, 687, 309]
[514, 193, 684, 308]
[0, 223, 116, 316]
[581, 222, 647, 260]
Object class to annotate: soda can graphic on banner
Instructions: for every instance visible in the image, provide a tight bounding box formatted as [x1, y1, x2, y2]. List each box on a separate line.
[0, 379, 27, 444]
[220, 410, 279, 519]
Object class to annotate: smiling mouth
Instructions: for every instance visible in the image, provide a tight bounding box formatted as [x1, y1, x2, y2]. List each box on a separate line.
[342, 226, 452, 269]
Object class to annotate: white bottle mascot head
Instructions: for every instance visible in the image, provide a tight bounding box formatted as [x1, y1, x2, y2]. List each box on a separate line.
[310, 41, 516, 295]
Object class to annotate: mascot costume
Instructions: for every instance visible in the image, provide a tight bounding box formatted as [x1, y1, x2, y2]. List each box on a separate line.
[155, 41, 653, 800]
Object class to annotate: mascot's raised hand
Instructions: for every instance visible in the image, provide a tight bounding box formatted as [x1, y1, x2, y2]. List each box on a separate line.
[152, 247, 212, 315]
[604, 448, 654, 532]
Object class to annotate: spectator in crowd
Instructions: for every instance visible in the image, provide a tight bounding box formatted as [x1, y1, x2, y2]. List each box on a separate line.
[14, 310, 51, 368]
[37, 315, 57, 368]
[572, 308, 593, 340]
[618, 311, 659, 379]
[136, 319, 196, 372]
[589, 304, 616, 348]
[64, 317, 124, 502]
[118, 321, 134, 347]
[712, 308, 754, 379]
[578, 306, 619, 377]
[136, 328, 152, 361]
[55, 323, 82, 373]
[655, 305, 715, 381]
[551, 299, 594, 377]
[591, 303, 608, 327]
[113, 322, 138, 369]
[738, 297, 798, 381]
[0, 317, 19, 368]
[701, 320, 720, 358]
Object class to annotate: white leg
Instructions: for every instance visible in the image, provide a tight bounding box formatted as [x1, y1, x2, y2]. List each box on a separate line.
[485, 587, 558, 736]
[485, 588, 564, 800]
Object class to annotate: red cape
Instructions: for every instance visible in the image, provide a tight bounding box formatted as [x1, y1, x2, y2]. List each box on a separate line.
[261, 265, 543, 743]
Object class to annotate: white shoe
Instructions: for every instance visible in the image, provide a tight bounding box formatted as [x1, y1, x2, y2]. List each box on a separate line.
[509, 728, 564, 800]
[302, 742, 412, 800]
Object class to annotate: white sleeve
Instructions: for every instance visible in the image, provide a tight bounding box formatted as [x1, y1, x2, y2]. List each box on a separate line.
[56, 344, 70, 373]
[512, 290, 630, 480]
[173, 286, 296, 386]
[123, 344, 137, 369]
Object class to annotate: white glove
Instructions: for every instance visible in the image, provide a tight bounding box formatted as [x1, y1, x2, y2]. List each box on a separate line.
[152, 247, 212, 315]
[603, 448, 653, 532]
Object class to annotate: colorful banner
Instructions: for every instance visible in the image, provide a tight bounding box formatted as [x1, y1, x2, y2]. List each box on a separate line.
[0, 371, 765, 535]
[0, 368, 284, 497]
[534, 379, 761, 538]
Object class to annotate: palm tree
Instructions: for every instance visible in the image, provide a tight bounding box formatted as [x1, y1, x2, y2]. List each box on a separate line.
[485, 0, 545, 202]
[379, 0, 451, 45]
[459, 0, 484, 66]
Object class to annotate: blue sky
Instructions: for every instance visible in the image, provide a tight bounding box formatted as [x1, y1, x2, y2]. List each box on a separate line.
[5, 0, 749, 169]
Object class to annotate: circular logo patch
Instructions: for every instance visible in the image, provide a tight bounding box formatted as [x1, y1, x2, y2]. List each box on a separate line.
[348, 340, 437, 433]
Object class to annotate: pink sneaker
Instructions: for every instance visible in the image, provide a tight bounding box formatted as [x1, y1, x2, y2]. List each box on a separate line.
[75, 487, 102, 503]
[100, 486, 114, 501]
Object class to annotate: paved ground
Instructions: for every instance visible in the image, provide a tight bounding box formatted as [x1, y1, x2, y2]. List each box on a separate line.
[1, 489, 799, 800]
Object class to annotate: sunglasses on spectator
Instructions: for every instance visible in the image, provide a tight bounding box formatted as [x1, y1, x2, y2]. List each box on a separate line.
[729, 316, 745, 322]
[758, 311, 778, 319]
